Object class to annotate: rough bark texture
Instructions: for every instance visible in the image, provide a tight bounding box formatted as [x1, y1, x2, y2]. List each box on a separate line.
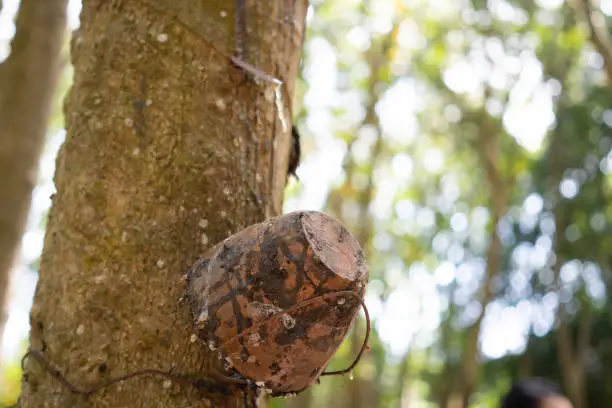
[0, 0, 67, 340]
[20, 0, 306, 407]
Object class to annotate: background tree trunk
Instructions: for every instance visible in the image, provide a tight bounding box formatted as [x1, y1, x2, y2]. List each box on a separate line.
[451, 100, 510, 408]
[19, 1, 306, 407]
[0, 0, 67, 344]
[325, 23, 394, 408]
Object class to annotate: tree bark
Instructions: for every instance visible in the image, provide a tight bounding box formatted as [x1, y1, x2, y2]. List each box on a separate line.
[19, 1, 306, 407]
[457, 216, 502, 407]
[347, 62, 382, 408]
[545, 90, 590, 408]
[556, 307, 591, 408]
[325, 21, 395, 408]
[0, 0, 67, 343]
[454, 101, 509, 408]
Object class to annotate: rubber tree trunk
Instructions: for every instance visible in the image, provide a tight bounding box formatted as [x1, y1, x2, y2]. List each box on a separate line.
[0, 0, 67, 344]
[19, 1, 306, 407]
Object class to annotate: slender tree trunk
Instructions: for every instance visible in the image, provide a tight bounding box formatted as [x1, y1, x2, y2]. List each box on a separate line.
[0, 0, 67, 344]
[395, 357, 409, 407]
[551, 176, 590, 408]
[327, 22, 395, 408]
[556, 308, 591, 408]
[578, 0, 612, 83]
[19, 1, 306, 407]
[458, 218, 502, 407]
[454, 102, 510, 408]
[518, 337, 534, 378]
[347, 123, 381, 408]
[545, 91, 590, 408]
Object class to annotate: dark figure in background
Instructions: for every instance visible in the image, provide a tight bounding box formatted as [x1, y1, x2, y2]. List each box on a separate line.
[501, 378, 573, 408]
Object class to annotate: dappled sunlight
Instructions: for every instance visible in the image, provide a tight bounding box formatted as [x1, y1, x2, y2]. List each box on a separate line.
[481, 300, 531, 359]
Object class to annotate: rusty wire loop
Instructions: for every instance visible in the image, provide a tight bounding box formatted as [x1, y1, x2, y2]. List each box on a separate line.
[15, 348, 240, 402]
[219, 289, 371, 378]
[320, 291, 371, 376]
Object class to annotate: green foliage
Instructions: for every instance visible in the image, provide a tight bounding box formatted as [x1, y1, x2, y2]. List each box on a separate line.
[281, 0, 612, 407]
[0, 341, 26, 408]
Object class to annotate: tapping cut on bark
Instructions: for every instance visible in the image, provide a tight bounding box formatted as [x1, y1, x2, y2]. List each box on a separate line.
[187, 210, 369, 396]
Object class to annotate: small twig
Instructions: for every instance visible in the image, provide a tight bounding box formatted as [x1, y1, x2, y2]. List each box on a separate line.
[320, 292, 371, 376]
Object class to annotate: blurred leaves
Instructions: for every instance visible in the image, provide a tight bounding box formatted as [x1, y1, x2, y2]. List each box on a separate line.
[284, 0, 612, 407]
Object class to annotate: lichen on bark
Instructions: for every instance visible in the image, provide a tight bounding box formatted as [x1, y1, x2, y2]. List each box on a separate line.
[20, 1, 306, 407]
